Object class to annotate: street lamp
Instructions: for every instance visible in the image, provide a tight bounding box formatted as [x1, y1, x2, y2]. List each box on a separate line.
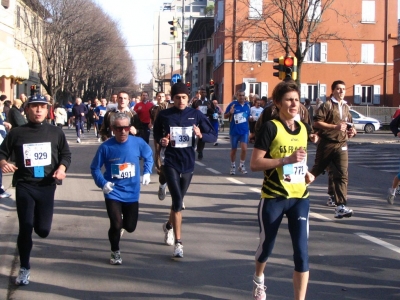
[162, 42, 173, 79]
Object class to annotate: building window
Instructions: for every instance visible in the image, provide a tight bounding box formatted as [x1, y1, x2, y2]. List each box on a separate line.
[354, 84, 380, 104]
[301, 42, 327, 62]
[362, 1, 375, 23]
[249, 0, 262, 19]
[215, 0, 224, 31]
[361, 44, 374, 63]
[300, 83, 327, 102]
[16, 6, 20, 28]
[308, 0, 321, 21]
[240, 41, 268, 61]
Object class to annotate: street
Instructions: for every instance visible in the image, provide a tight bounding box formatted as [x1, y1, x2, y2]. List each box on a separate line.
[0, 128, 400, 300]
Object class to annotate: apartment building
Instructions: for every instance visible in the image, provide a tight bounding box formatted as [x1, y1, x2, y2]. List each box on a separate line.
[0, 0, 29, 100]
[211, 0, 398, 107]
[152, 0, 212, 95]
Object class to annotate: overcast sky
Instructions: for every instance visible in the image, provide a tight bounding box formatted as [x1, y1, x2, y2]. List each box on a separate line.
[94, 0, 400, 84]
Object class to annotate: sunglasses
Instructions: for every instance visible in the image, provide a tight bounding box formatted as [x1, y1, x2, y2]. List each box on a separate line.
[113, 126, 130, 132]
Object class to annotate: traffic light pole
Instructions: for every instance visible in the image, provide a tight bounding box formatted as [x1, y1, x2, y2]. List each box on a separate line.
[181, 0, 185, 83]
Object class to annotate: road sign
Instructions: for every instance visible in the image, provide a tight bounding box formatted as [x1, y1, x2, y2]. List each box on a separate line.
[171, 74, 181, 84]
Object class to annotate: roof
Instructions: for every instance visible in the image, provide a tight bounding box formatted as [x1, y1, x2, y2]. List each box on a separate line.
[185, 17, 214, 53]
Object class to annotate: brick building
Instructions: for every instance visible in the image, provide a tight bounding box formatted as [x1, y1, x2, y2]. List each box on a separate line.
[209, 0, 398, 107]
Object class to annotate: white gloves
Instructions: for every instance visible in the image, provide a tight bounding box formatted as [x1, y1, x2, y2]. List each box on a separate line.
[103, 182, 114, 194]
[142, 173, 151, 185]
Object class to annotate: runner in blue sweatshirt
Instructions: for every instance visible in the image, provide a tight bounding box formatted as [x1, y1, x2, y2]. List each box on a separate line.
[90, 112, 153, 265]
[153, 82, 217, 258]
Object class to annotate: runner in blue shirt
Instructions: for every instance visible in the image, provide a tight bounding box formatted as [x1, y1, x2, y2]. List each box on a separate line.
[90, 112, 153, 265]
[94, 98, 107, 142]
[224, 89, 251, 175]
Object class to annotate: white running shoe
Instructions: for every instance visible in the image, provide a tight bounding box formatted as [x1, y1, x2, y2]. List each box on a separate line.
[15, 268, 30, 286]
[230, 165, 236, 175]
[173, 243, 183, 258]
[0, 191, 11, 198]
[238, 165, 248, 174]
[110, 251, 122, 265]
[252, 280, 266, 300]
[334, 205, 353, 219]
[326, 195, 336, 207]
[162, 222, 174, 246]
[387, 188, 395, 205]
[77, 137, 81, 143]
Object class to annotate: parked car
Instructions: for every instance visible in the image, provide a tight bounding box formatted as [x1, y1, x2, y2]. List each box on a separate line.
[350, 109, 381, 133]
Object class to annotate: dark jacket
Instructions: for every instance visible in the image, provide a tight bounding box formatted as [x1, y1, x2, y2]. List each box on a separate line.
[8, 106, 27, 129]
[72, 103, 88, 123]
[153, 106, 217, 173]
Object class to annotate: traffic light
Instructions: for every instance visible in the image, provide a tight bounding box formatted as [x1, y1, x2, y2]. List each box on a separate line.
[30, 84, 36, 96]
[168, 19, 177, 38]
[273, 56, 285, 80]
[282, 56, 298, 81]
[186, 82, 191, 92]
[209, 79, 214, 94]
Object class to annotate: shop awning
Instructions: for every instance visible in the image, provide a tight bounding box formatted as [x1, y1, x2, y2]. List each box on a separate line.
[0, 41, 29, 81]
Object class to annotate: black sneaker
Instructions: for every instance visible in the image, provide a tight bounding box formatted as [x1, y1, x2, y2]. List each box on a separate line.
[198, 152, 203, 160]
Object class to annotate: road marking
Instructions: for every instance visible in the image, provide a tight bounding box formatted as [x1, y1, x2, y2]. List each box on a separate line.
[195, 161, 205, 166]
[356, 232, 400, 254]
[309, 212, 331, 221]
[249, 188, 260, 193]
[206, 168, 221, 174]
[226, 178, 245, 185]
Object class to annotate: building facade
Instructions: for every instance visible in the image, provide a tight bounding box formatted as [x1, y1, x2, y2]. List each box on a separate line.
[0, 0, 29, 100]
[211, 0, 398, 107]
[152, 0, 213, 95]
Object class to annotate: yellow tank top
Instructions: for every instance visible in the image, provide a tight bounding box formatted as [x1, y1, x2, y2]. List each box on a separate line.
[261, 119, 309, 199]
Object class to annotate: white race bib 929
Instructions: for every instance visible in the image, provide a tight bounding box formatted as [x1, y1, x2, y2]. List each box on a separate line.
[23, 142, 51, 167]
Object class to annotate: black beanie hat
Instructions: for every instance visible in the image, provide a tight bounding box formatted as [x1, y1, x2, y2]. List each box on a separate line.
[171, 82, 189, 99]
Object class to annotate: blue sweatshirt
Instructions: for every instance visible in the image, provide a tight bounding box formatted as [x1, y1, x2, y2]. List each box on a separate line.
[153, 106, 217, 173]
[90, 135, 153, 203]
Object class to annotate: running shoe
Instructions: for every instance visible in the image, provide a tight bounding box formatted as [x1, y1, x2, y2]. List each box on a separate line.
[252, 280, 266, 300]
[238, 165, 248, 174]
[334, 205, 353, 219]
[198, 152, 203, 160]
[387, 188, 395, 205]
[230, 166, 236, 175]
[77, 137, 81, 143]
[326, 195, 336, 207]
[396, 186, 400, 195]
[173, 243, 183, 258]
[0, 191, 11, 198]
[214, 142, 218, 146]
[110, 251, 122, 265]
[162, 222, 174, 246]
[97, 138, 101, 142]
[158, 184, 167, 201]
[15, 268, 30, 286]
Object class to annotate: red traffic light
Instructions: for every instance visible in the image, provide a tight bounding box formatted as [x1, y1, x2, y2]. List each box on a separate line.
[284, 57, 294, 67]
[209, 79, 214, 85]
[186, 82, 191, 87]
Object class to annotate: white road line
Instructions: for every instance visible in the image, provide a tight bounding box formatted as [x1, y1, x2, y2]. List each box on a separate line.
[226, 178, 245, 185]
[249, 188, 260, 193]
[356, 232, 400, 254]
[309, 212, 331, 221]
[206, 168, 221, 174]
[195, 161, 206, 166]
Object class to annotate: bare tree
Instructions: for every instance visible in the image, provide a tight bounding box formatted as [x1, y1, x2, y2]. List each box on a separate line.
[20, 0, 136, 101]
[233, 0, 357, 82]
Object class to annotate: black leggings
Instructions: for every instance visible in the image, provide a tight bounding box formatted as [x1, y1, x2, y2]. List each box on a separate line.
[163, 166, 193, 212]
[16, 182, 57, 269]
[105, 199, 139, 251]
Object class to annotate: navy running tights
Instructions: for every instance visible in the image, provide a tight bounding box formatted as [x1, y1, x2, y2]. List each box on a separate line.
[163, 166, 193, 212]
[15, 182, 56, 269]
[105, 199, 138, 252]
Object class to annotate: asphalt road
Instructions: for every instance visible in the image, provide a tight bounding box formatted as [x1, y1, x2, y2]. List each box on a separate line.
[0, 127, 399, 300]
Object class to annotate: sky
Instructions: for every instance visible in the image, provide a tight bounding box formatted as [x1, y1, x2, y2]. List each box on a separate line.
[95, 0, 400, 84]
[94, 0, 167, 83]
